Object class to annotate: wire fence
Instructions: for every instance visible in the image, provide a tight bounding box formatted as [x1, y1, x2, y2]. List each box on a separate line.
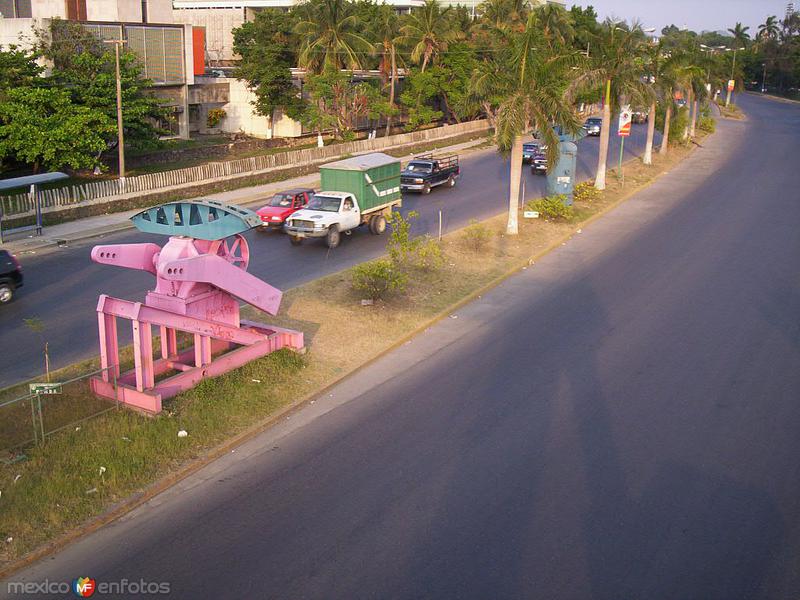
[0, 368, 118, 455]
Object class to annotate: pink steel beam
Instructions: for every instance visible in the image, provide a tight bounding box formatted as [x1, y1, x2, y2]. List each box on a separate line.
[91, 243, 160, 275]
[160, 254, 282, 315]
[97, 295, 271, 345]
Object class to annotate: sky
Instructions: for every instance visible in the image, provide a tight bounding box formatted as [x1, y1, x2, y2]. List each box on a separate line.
[570, 0, 792, 34]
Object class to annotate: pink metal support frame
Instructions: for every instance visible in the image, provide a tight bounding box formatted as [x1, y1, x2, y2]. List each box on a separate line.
[90, 234, 303, 414]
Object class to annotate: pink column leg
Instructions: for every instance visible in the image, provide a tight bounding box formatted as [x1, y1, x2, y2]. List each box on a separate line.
[194, 334, 212, 367]
[160, 326, 178, 359]
[133, 320, 155, 391]
[160, 326, 169, 360]
[98, 313, 119, 382]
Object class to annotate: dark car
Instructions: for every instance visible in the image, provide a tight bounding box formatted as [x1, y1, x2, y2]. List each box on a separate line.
[583, 117, 602, 136]
[256, 188, 314, 230]
[631, 110, 648, 124]
[0, 249, 23, 304]
[530, 147, 548, 175]
[400, 154, 459, 194]
[522, 142, 540, 163]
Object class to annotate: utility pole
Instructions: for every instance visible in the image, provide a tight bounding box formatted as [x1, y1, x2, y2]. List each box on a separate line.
[726, 48, 744, 107]
[104, 40, 127, 179]
[761, 63, 768, 93]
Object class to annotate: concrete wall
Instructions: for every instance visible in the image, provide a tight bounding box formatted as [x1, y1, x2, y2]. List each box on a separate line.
[172, 6, 244, 64]
[31, 0, 65, 18]
[0, 17, 37, 48]
[145, 0, 174, 23]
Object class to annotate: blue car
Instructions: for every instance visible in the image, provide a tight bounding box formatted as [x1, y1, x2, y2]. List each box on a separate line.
[522, 141, 539, 163]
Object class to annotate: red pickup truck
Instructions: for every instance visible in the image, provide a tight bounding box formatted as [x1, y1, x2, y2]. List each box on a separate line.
[256, 188, 314, 230]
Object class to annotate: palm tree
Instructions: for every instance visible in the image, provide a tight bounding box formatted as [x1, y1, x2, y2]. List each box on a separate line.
[472, 14, 581, 235]
[294, 0, 372, 73]
[585, 20, 653, 190]
[727, 22, 750, 48]
[370, 5, 403, 136]
[401, 0, 457, 72]
[758, 16, 780, 41]
[474, 0, 527, 35]
[535, 3, 574, 49]
[641, 40, 677, 165]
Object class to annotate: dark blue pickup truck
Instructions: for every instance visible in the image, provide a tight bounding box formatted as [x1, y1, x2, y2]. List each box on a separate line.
[400, 154, 460, 194]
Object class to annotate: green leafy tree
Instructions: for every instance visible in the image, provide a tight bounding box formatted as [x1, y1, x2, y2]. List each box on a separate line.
[399, 68, 444, 130]
[294, 0, 372, 72]
[233, 9, 304, 122]
[0, 87, 115, 172]
[302, 69, 389, 140]
[40, 19, 166, 152]
[0, 45, 43, 100]
[758, 16, 780, 41]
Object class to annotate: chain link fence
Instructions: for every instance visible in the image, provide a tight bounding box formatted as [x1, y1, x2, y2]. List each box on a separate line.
[0, 368, 118, 455]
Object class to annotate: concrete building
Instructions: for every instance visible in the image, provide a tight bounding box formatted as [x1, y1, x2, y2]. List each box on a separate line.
[0, 0, 215, 139]
[172, 0, 424, 64]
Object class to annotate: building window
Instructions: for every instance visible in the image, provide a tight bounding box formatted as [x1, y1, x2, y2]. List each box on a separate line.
[0, 0, 32, 17]
[65, 0, 87, 20]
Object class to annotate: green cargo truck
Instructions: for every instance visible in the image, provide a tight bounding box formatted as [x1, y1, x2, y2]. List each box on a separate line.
[284, 153, 402, 248]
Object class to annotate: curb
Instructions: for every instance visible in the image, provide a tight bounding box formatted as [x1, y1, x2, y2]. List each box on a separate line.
[0, 134, 704, 580]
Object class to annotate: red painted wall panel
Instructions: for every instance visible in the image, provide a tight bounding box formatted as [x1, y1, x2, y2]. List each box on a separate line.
[192, 27, 206, 76]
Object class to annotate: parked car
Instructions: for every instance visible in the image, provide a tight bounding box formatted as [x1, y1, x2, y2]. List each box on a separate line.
[0, 249, 23, 304]
[530, 147, 548, 175]
[583, 117, 602, 136]
[256, 188, 314, 230]
[400, 154, 459, 194]
[285, 153, 402, 248]
[522, 142, 540, 163]
[631, 110, 648, 124]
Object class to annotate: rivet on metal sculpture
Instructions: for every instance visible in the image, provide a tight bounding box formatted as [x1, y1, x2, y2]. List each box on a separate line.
[89, 200, 304, 414]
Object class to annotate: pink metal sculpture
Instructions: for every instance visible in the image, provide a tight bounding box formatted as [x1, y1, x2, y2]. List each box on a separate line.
[90, 200, 304, 414]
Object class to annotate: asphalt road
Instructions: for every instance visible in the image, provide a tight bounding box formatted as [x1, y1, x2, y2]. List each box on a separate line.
[0, 122, 656, 388]
[4, 94, 799, 599]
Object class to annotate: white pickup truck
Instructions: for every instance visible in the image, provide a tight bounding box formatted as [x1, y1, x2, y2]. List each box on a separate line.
[285, 192, 388, 248]
[284, 153, 402, 249]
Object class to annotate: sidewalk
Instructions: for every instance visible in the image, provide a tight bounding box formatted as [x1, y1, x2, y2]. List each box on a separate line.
[1, 137, 490, 256]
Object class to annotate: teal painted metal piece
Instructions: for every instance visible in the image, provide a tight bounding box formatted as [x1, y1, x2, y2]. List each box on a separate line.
[131, 200, 262, 240]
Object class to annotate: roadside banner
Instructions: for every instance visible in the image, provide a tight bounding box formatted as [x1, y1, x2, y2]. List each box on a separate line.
[618, 105, 632, 137]
[727, 79, 735, 92]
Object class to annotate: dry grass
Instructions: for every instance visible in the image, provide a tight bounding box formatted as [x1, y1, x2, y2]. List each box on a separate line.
[0, 134, 701, 570]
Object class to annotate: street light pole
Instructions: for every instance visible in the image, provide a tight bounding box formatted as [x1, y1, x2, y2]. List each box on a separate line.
[725, 48, 744, 107]
[104, 40, 127, 180]
[761, 63, 767, 93]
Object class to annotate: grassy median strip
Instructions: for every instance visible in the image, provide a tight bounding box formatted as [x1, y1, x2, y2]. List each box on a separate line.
[0, 135, 703, 569]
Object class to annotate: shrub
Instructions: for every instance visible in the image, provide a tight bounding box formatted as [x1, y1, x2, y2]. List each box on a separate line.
[387, 210, 418, 267]
[206, 108, 226, 128]
[387, 211, 444, 271]
[697, 115, 716, 133]
[574, 181, 601, 203]
[414, 236, 445, 270]
[351, 259, 408, 300]
[526, 195, 574, 221]
[461, 219, 492, 252]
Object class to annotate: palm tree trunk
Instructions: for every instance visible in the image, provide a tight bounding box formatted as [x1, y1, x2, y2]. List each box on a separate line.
[594, 79, 612, 191]
[385, 46, 396, 137]
[690, 98, 698, 137]
[421, 52, 429, 73]
[683, 89, 692, 141]
[660, 102, 672, 155]
[507, 134, 523, 235]
[643, 99, 656, 165]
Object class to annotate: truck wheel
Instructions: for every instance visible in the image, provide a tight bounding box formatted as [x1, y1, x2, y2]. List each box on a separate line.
[369, 214, 387, 235]
[422, 183, 431, 195]
[0, 282, 14, 304]
[289, 236, 302, 246]
[326, 226, 341, 249]
[447, 175, 456, 188]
